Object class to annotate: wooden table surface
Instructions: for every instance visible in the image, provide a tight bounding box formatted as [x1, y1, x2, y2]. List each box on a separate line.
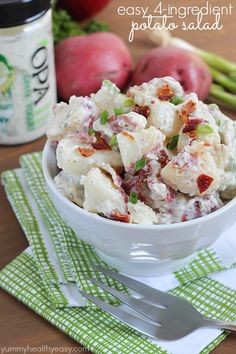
[0, 1, 236, 352]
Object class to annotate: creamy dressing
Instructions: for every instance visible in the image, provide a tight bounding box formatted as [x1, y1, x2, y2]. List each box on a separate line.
[0, 9, 56, 144]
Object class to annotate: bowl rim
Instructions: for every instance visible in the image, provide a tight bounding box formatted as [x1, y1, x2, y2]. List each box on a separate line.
[43, 140, 236, 230]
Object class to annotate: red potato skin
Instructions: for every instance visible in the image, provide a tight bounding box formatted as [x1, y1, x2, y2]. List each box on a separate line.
[131, 47, 212, 101]
[55, 32, 132, 100]
[57, 0, 111, 21]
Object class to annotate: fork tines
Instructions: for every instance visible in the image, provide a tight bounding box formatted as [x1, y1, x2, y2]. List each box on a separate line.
[79, 265, 175, 340]
[80, 266, 235, 340]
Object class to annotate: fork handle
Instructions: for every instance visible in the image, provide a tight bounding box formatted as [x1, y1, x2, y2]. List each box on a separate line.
[203, 318, 236, 333]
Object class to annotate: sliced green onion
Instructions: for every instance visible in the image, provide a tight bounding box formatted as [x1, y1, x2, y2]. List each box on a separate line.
[134, 157, 147, 173]
[109, 135, 118, 147]
[100, 111, 108, 125]
[114, 107, 125, 115]
[214, 117, 222, 127]
[103, 79, 112, 86]
[129, 191, 138, 204]
[169, 96, 183, 105]
[166, 135, 179, 150]
[88, 129, 96, 135]
[196, 124, 214, 134]
[123, 98, 135, 107]
[103, 79, 120, 93]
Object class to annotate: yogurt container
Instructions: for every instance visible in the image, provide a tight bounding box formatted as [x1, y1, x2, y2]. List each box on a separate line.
[0, 0, 57, 145]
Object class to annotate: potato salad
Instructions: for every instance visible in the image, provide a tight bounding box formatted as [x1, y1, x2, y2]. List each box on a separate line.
[47, 77, 236, 224]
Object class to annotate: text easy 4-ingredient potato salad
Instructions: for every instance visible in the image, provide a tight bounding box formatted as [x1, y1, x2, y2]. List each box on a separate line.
[47, 77, 236, 224]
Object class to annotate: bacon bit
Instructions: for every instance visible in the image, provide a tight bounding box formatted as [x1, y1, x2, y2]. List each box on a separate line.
[122, 131, 134, 140]
[133, 105, 150, 119]
[150, 100, 155, 104]
[190, 152, 198, 159]
[204, 142, 211, 147]
[92, 134, 111, 151]
[178, 100, 196, 124]
[197, 174, 214, 194]
[76, 147, 95, 157]
[182, 118, 203, 133]
[158, 150, 170, 168]
[110, 212, 130, 223]
[157, 84, 175, 101]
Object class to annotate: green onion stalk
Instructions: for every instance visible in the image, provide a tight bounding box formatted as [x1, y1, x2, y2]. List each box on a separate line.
[210, 84, 236, 110]
[148, 30, 236, 111]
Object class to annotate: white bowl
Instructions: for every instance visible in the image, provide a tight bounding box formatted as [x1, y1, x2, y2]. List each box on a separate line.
[42, 140, 236, 276]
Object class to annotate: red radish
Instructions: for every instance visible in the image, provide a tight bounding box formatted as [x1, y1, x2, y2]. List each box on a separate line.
[57, 0, 111, 21]
[55, 32, 132, 100]
[132, 47, 212, 100]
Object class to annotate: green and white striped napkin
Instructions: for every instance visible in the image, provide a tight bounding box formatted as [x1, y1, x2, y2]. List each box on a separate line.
[1, 152, 236, 354]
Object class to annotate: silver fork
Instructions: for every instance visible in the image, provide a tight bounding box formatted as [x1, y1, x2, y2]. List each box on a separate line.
[80, 265, 236, 341]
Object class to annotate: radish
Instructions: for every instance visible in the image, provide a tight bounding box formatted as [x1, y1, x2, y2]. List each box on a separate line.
[55, 32, 132, 100]
[148, 29, 236, 110]
[132, 47, 212, 101]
